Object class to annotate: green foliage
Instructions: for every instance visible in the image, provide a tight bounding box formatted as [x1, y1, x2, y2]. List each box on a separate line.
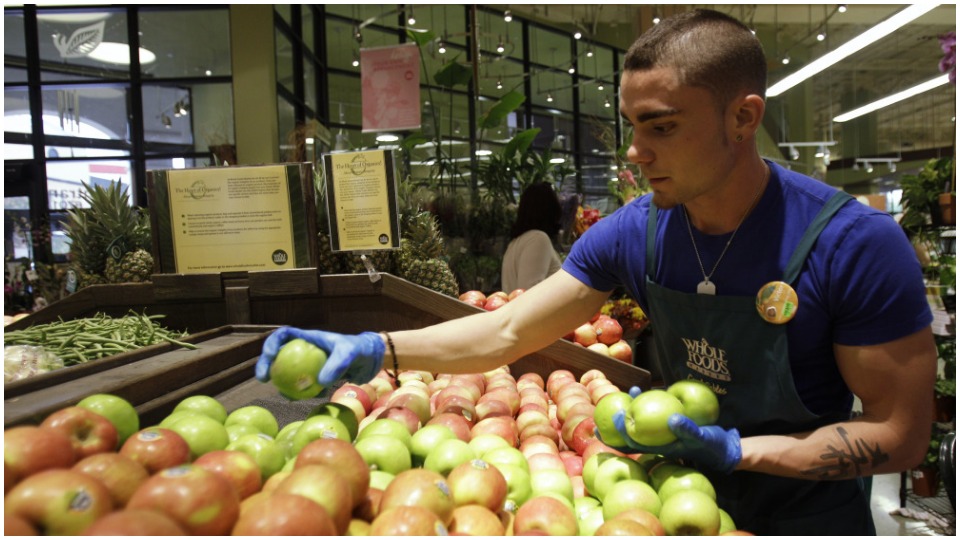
[900, 157, 954, 234]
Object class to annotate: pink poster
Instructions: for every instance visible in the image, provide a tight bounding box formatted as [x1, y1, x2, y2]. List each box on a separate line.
[361, 43, 421, 133]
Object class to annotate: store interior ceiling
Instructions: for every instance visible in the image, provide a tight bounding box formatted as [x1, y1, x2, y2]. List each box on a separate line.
[503, 4, 956, 173]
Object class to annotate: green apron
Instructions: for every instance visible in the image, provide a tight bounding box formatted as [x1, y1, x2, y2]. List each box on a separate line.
[644, 192, 875, 535]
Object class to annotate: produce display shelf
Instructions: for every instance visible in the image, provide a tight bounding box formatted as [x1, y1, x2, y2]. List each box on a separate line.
[4, 271, 652, 429]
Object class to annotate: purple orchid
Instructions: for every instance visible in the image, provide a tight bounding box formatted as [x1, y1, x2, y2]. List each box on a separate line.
[939, 31, 955, 84]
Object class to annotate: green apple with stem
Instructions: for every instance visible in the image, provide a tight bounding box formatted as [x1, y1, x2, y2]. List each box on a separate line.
[77, 393, 140, 446]
[624, 389, 685, 446]
[666, 380, 720, 426]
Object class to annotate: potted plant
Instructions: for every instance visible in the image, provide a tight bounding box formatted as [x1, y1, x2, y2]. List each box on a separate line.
[934, 338, 956, 422]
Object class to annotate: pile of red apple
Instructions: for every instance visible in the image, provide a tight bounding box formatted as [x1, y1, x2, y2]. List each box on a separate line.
[458, 289, 524, 311]
[458, 290, 635, 364]
[4, 367, 752, 536]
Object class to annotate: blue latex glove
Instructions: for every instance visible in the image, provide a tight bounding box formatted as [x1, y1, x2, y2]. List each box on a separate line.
[608, 410, 742, 474]
[593, 385, 741, 473]
[255, 327, 385, 388]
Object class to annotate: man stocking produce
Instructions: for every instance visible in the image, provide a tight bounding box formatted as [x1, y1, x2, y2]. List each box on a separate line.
[255, 9, 936, 535]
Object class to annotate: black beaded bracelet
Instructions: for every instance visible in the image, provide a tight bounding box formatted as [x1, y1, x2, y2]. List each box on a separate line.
[381, 331, 398, 382]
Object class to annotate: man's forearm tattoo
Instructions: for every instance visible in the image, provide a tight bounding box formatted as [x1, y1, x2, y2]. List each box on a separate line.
[800, 427, 890, 480]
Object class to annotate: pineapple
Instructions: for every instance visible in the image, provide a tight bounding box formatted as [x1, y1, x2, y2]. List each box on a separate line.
[317, 231, 343, 275]
[398, 211, 459, 297]
[64, 181, 154, 287]
[313, 166, 344, 275]
[343, 249, 396, 275]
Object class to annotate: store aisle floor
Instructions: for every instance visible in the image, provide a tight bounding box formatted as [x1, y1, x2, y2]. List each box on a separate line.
[871, 472, 955, 536]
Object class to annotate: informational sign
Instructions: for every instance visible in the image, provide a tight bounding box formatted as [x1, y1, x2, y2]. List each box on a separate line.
[323, 150, 400, 252]
[148, 164, 314, 274]
[361, 42, 421, 133]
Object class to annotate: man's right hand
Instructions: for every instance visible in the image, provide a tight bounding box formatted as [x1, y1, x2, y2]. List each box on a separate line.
[255, 327, 385, 388]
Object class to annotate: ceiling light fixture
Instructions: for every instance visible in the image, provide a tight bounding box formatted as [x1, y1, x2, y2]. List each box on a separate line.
[586, 46, 594, 58]
[86, 42, 156, 65]
[504, 10, 512, 22]
[653, 16, 661, 24]
[834, 74, 951, 122]
[496, 79, 503, 90]
[376, 133, 399, 143]
[855, 157, 901, 174]
[767, 0, 941, 97]
[838, 4, 848, 13]
[407, 6, 416, 25]
[817, 31, 826, 42]
[789, 145, 800, 160]
[781, 55, 791, 65]
[161, 114, 172, 128]
[352, 51, 360, 67]
[864, 162, 874, 173]
[604, 98, 611, 108]
[438, 40, 446, 54]
[546, 93, 554, 103]
[496, 37, 505, 54]
[568, 64, 576, 75]
[573, 31, 582, 40]
[597, 82, 604, 91]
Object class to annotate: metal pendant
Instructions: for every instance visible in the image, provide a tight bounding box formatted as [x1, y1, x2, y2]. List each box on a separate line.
[697, 280, 716, 295]
[756, 281, 799, 324]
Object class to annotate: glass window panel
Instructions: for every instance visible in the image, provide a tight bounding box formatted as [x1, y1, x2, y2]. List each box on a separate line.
[142, 85, 193, 153]
[360, 27, 402, 49]
[189, 83, 234, 152]
[578, 43, 616, 82]
[530, 27, 570, 68]
[139, 9, 231, 78]
[326, 20, 360, 72]
[302, 7, 316, 54]
[39, 86, 130, 153]
[4, 144, 34, 160]
[581, 85, 617, 118]
[46, 160, 133, 211]
[530, 70, 573, 111]
[477, 8, 519, 59]
[275, 5, 291, 26]
[326, 5, 390, 23]
[579, 116, 619, 158]
[146, 157, 210, 173]
[37, 9, 130, 81]
[276, 28, 295, 93]
[5, 11, 27, 80]
[5, 87, 31, 134]
[423, 90, 469, 139]
[477, 57, 524, 100]
[420, 5, 466, 47]
[327, 73, 362, 126]
[304, 60, 318, 113]
[277, 96, 296, 157]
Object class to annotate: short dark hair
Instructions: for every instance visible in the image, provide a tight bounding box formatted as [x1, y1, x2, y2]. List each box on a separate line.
[511, 182, 562, 241]
[623, 9, 767, 108]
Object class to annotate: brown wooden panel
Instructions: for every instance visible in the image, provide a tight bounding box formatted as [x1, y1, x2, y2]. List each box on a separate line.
[152, 272, 224, 300]
[248, 267, 319, 296]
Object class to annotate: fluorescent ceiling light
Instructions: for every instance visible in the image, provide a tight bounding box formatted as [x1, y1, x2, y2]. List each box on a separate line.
[87, 42, 156, 65]
[375, 134, 399, 142]
[834, 74, 950, 122]
[767, 0, 940, 97]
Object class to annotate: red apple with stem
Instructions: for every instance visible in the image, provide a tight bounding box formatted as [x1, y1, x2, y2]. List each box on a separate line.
[379, 468, 455, 525]
[40, 406, 119, 458]
[119, 427, 190, 474]
[447, 458, 508, 511]
[5, 469, 113, 535]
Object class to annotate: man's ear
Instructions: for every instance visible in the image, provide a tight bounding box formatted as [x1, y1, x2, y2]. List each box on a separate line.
[731, 93, 765, 134]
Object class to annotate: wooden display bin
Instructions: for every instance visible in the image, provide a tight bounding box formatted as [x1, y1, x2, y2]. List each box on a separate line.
[4, 271, 651, 428]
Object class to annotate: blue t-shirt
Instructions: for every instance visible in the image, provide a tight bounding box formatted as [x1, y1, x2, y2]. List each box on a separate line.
[564, 161, 933, 415]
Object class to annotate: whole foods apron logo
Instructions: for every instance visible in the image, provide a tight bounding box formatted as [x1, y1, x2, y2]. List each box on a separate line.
[271, 249, 288, 265]
[680, 337, 731, 382]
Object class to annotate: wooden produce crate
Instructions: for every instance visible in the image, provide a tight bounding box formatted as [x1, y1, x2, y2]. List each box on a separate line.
[4, 271, 651, 428]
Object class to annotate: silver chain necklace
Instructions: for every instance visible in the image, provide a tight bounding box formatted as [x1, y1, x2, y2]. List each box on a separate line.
[682, 168, 768, 295]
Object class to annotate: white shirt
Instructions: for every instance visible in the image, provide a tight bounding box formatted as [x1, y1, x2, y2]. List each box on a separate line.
[501, 230, 562, 292]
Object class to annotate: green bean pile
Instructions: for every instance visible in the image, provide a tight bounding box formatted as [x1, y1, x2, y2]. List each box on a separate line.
[4, 311, 197, 366]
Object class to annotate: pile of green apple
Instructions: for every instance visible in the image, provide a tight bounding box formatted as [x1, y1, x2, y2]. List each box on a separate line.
[4, 341, 751, 536]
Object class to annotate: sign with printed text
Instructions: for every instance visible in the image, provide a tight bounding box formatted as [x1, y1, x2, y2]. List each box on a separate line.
[361, 42, 421, 133]
[148, 164, 315, 274]
[323, 150, 400, 252]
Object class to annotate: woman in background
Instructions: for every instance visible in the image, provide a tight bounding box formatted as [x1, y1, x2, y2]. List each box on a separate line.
[501, 182, 563, 292]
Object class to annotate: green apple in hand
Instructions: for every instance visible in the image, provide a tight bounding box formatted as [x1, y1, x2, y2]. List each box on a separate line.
[624, 389, 685, 446]
[77, 393, 140, 445]
[666, 380, 720, 426]
[593, 391, 633, 448]
[270, 339, 327, 400]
